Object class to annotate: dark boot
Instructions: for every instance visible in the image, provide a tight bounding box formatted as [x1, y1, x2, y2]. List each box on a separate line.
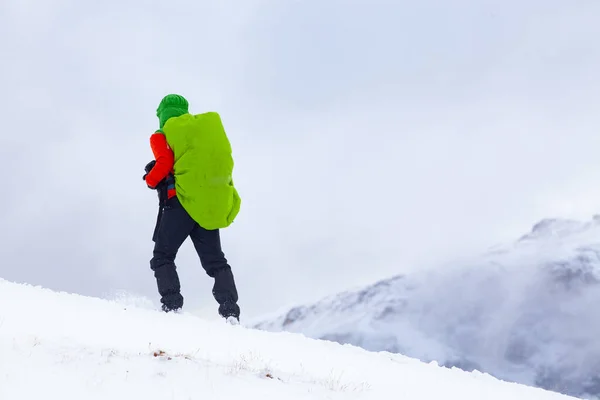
[161, 302, 182, 313]
[219, 301, 240, 320]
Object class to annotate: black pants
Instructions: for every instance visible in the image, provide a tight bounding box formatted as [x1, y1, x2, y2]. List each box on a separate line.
[150, 196, 239, 318]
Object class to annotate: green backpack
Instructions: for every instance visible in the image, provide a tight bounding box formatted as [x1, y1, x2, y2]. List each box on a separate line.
[161, 112, 241, 230]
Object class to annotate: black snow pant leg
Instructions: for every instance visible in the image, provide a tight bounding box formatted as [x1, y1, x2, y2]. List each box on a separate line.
[150, 196, 195, 311]
[190, 225, 240, 318]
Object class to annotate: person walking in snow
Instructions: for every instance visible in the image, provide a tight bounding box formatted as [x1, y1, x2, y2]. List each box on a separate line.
[143, 94, 242, 323]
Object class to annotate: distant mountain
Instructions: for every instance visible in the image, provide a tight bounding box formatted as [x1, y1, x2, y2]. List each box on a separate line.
[255, 217, 600, 399]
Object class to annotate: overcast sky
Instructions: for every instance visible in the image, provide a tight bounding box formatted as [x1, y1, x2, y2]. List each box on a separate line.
[1, 0, 600, 320]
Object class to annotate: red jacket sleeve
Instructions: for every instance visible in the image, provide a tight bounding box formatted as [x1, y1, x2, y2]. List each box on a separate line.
[145, 132, 174, 188]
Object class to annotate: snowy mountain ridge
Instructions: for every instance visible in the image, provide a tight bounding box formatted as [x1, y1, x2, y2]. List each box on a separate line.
[0, 278, 578, 400]
[254, 217, 600, 399]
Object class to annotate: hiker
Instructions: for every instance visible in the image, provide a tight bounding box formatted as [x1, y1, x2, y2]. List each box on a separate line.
[143, 94, 242, 323]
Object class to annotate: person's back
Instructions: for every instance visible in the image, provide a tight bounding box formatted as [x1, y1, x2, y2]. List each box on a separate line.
[143, 94, 241, 323]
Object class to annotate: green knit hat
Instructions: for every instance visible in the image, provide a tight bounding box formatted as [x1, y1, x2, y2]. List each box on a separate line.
[156, 94, 189, 128]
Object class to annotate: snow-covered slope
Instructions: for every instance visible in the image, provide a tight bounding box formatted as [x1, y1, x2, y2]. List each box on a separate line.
[254, 217, 600, 399]
[0, 279, 576, 400]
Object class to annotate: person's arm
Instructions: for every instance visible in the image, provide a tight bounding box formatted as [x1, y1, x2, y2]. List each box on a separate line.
[145, 132, 174, 188]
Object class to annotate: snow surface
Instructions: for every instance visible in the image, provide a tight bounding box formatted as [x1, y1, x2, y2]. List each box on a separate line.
[254, 217, 600, 399]
[0, 279, 576, 400]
